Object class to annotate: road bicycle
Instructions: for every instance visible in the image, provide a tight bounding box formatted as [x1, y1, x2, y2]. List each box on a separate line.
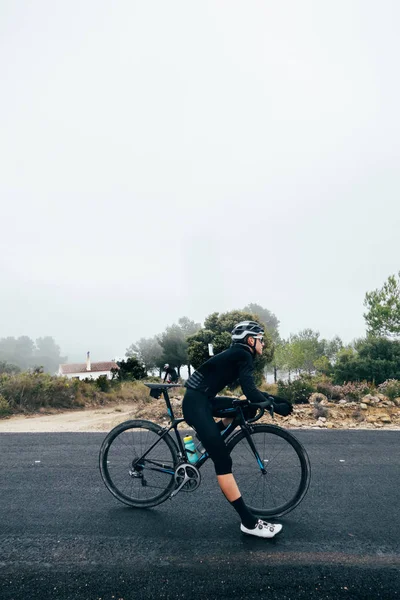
[99, 383, 311, 518]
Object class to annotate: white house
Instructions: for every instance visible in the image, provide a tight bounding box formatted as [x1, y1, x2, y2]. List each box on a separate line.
[58, 352, 118, 380]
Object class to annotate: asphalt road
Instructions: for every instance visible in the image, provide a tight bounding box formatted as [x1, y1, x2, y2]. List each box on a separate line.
[0, 430, 399, 600]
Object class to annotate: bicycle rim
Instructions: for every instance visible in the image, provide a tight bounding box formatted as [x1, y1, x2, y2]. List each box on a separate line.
[228, 424, 311, 518]
[99, 419, 178, 508]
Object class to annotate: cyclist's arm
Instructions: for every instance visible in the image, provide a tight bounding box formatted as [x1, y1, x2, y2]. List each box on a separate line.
[238, 355, 272, 405]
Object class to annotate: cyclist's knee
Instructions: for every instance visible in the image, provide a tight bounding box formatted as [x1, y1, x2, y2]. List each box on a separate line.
[214, 455, 232, 476]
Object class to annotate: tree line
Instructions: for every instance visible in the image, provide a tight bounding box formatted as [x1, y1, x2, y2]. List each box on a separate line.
[2, 270, 400, 384]
[121, 272, 400, 385]
[0, 336, 66, 375]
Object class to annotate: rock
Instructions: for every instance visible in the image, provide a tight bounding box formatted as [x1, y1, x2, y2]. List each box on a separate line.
[362, 394, 383, 405]
[359, 403, 368, 410]
[310, 393, 329, 405]
[366, 416, 377, 423]
[326, 422, 334, 428]
[339, 400, 347, 405]
[288, 419, 298, 426]
[380, 415, 392, 423]
[318, 416, 327, 422]
[362, 394, 376, 404]
[394, 398, 400, 407]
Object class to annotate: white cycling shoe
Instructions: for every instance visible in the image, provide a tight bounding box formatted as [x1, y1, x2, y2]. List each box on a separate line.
[240, 519, 283, 538]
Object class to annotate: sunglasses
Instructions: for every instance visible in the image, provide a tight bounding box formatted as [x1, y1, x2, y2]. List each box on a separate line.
[254, 336, 264, 344]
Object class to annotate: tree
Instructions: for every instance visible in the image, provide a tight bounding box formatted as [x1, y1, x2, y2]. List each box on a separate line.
[126, 337, 163, 374]
[158, 325, 188, 376]
[243, 303, 280, 341]
[34, 337, 66, 374]
[269, 339, 289, 383]
[178, 316, 201, 337]
[332, 337, 400, 385]
[113, 357, 147, 381]
[0, 335, 66, 373]
[177, 317, 201, 376]
[288, 329, 323, 374]
[321, 335, 343, 362]
[0, 361, 21, 375]
[187, 310, 274, 384]
[364, 272, 400, 337]
[0, 336, 35, 370]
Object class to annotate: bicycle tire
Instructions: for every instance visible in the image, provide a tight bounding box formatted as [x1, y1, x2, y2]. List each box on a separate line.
[227, 424, 311, 518]
[99, 419, 179, 508]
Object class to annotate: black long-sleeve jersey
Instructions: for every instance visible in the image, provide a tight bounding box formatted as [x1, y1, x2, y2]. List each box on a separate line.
[163, 366, 178, 383]
[185, 343, 268, 404]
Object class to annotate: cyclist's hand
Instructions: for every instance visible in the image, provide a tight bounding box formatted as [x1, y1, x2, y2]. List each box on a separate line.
[273, 398, 293, 416]
[261, 392, 293, 416]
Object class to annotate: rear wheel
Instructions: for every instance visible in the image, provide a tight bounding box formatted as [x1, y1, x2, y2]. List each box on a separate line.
[227, 424, 311, 518]
[99, 419, 179, 508]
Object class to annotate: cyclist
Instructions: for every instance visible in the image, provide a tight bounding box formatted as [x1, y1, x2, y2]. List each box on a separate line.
[182, 321, 292, 539]
[163, 364, 179, 384]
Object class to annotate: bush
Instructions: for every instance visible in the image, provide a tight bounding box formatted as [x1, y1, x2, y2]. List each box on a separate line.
[0, 394, 11, 415]
[313, 376, 342, 400]
[114, 357, 147, 381]
[0, 372, 80, 411]
[0, 373, 161, 416]
[377, 379, 400, 401]
[260, 382, 278, 396]
[337, 381, 373, 402]
[96, 375, 111, 392]
[277, 375, 314, 404]
[332, 338, 400, 385]
[313, 404, 329, 419]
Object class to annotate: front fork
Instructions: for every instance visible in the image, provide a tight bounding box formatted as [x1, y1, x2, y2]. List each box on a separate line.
[242, 427, 267, 474]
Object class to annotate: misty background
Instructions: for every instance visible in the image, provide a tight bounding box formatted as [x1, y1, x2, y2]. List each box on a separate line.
[1, 0, 399, 364]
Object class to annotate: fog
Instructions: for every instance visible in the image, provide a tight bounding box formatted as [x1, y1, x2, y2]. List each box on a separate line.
[1, 1, 399, 362]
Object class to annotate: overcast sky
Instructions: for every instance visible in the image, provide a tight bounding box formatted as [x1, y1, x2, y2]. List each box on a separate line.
[1, 0, 399, 362]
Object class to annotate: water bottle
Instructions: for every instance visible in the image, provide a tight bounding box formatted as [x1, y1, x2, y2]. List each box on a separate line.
[183, 435, 199, 464]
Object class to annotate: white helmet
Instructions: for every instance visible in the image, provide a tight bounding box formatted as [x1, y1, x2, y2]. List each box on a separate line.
[231, 321, 264, 341]
[163, 363, 169, 369]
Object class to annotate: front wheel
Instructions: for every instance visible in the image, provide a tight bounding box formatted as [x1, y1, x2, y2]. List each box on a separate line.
[99, 419, 179, 508]
[227, 424, 311, 518]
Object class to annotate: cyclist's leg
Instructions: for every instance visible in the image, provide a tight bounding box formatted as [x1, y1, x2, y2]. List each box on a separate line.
[182, 390, 256, 527]
[182, 389, 283, 537]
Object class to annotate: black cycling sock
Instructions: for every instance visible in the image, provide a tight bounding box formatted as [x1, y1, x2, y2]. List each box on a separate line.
[230, 497, 258, 529]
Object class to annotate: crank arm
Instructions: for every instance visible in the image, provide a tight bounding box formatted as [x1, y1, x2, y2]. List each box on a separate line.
[170, 471, 192, 498]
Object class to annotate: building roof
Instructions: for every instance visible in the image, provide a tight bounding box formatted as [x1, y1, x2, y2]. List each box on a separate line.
[59, 362, 119, 375]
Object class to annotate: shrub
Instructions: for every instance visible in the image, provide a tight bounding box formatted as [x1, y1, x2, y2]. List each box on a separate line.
[313, 376, 342, 400]
[277, 375, 314, 404]
[96, 375, 111, 392]
[0, 394, 12, 416]
[313, 404, 329, 419]
[0, 372, 80, 411]
[259, 382, 278, 396]
[377, 379, 400, 401]
[337, 381, 373, 402]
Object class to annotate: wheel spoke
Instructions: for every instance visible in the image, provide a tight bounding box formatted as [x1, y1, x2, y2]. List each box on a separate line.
[100, 423, 177, 507]
[228, 425, 310, 518]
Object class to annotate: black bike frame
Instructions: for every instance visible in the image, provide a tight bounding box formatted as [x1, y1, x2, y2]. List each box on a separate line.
[135, 387, 264, 474]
